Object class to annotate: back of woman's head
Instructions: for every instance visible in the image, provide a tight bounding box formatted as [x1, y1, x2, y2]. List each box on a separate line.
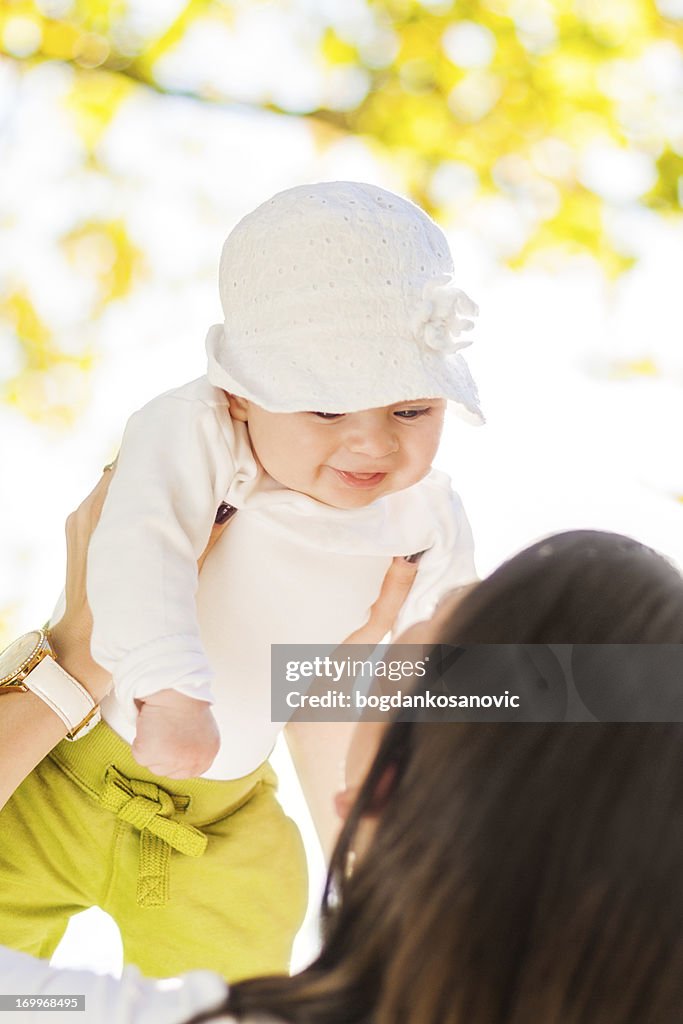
[322, 531, 683, 1023]
[442, 529, 683, 643]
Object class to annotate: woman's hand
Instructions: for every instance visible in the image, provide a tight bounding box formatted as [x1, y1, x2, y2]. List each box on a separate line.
[341, 554, 425, 646]
[49, 471, 116, 702]
[49, 466, 233, 703]
[285, 552, 424, 858]
[334, 553, 437, 831]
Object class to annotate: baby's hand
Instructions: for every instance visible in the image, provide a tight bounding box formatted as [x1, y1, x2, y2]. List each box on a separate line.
[132, 689, 220, 779]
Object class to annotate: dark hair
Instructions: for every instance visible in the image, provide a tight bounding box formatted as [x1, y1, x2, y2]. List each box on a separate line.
[443, 530, 683, 643]
[192, 531, 683, 1024]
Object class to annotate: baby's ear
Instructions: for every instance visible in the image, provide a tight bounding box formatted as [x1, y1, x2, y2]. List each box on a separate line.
[227, 393, 249, 421]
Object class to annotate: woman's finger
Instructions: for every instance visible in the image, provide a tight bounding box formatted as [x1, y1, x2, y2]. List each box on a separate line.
[367, 555, 422, 635]
[65, 465, 115, 545]
[50, 466, 118, 702]
[66, 464, 115, 545]
[343, 554, 422, 646]
[198, 504, 237, 572]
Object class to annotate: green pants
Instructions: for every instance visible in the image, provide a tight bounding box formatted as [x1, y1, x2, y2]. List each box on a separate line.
[0, 722, 307, 980]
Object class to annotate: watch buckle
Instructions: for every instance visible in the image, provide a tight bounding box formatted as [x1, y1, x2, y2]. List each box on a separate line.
[66, 703, 101, 742]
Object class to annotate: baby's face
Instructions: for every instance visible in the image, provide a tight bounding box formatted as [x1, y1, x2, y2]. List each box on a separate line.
[229, 397, 446, 508]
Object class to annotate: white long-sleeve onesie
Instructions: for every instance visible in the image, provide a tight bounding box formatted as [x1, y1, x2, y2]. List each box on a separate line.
[88, 377, 477, 780]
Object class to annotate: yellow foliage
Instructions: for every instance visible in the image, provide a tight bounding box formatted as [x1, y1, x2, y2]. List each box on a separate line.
[132, 0, 213, 81]
[508, 188, 637, 277]
[320, 27, 357, 65]
[610, 357, 660, 379]
[0, 290, 51, 368]
[63, 219, 145, 306]
[41, 20, 82, 62]
[0, 291, 95, 425]
[372, 0, 424, 18]
[542, 49, 602, 101]
[0, 0, 681, 426]
[3, 364, 94, 427]
[645, 149, 683, 212]
[1, 0, 678, 264]
[64, 69, 134, 150]
[573, 0, 656, 50]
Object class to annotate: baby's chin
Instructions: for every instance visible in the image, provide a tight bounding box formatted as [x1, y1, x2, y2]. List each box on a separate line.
[308, 470, 431, 509]
[286, 482, 386, 510]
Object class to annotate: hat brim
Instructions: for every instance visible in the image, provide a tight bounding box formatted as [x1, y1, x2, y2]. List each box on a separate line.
[206, 324, 484, 424]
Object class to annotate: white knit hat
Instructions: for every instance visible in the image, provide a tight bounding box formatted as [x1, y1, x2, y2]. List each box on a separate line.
[206, 181, 483, 423]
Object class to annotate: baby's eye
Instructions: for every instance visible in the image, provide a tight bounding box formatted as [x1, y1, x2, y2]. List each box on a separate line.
[312, 412, 344, 420]
[394, 408, 430, 419]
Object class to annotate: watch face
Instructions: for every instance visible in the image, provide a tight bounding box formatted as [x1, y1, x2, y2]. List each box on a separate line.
[0, 631, 43, 685]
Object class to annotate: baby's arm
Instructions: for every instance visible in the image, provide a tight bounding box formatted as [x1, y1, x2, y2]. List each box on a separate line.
[87, 383, 236, 774]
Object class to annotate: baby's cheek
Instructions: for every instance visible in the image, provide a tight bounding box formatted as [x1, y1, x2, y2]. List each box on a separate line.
[401, 461, 433, 491]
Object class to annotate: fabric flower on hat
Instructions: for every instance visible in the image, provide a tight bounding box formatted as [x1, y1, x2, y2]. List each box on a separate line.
[411, 274, 479, 355]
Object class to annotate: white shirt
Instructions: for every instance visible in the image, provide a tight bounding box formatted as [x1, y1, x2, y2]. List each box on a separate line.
[0, 945, 228, 1024]
[87, 378, 476, 779]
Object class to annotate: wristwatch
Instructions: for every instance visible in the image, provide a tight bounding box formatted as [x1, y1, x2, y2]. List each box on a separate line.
[0, 628, 101, 740]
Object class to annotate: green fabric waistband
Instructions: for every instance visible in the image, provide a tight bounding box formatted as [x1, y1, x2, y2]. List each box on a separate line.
[49, 720, 276, 827]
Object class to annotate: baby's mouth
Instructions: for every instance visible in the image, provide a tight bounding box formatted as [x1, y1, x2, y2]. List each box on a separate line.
[332, 469, 388, 488]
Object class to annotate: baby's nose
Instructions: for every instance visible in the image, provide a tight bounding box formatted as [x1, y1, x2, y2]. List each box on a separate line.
[347, 424, 399, 458]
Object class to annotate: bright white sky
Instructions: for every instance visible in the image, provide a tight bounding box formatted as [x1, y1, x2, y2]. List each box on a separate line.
[0, 2, 682, 978]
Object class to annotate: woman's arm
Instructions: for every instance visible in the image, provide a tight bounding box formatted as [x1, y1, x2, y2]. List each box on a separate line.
[285, 554, 422, 859]
[50, 470, 117, 695]
[0, 470, 230, 812]
[0, 690, 75, 810]
[0, 472, 113, 809]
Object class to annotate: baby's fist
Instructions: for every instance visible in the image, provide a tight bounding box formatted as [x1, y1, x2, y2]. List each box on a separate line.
[132, 689, 220, 779]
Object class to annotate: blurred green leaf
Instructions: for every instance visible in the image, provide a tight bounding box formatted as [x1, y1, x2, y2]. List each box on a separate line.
[645, 148, 683, 211]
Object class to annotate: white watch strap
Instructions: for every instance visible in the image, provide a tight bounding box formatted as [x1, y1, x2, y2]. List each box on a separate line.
[25, 656, 101, 739]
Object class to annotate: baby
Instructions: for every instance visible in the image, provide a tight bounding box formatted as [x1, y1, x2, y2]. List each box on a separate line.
[5, 181, 484, 979]
[87, 180, 483, 780]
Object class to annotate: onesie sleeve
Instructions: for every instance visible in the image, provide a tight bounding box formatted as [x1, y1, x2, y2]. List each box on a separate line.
[391, 478, 478, 639]
[87, 386, 236, 717]
[0, 944, 227, 1024]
